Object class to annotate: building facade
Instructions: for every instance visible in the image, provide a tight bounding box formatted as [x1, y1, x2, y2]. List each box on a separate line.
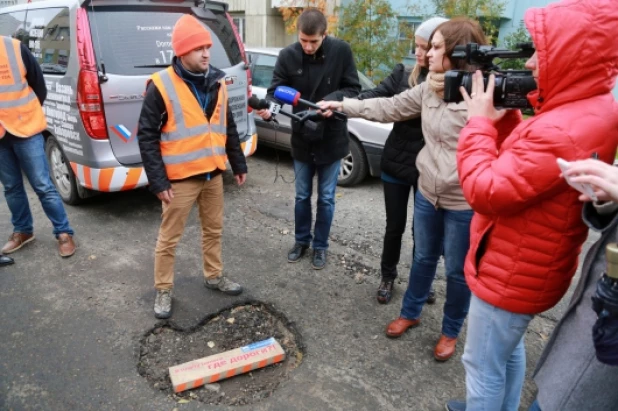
[224, 0, 296, 48]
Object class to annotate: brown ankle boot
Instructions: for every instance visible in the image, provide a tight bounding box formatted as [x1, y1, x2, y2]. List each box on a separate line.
[1, 232, 35, 254]
[58, 233, 76, 258]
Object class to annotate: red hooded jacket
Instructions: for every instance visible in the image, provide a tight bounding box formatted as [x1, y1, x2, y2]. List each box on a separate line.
[457, 0, 618, 314]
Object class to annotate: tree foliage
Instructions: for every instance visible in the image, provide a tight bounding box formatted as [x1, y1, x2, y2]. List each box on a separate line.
[278, 0, 339, 35]
[498, 21, 532, 70]
[337, 0, 411, 83]
[431, 0, 506, 44]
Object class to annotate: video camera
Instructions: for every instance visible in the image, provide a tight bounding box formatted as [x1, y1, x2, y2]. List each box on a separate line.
[443, 42, 537, 109]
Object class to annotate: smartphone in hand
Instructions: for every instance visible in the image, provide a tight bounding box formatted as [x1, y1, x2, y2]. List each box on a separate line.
[557, 158, 598, 201]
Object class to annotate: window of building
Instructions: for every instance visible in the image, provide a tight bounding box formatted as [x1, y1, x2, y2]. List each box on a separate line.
[231, 14, 246, 44]
[398, 20, 419, 57]
[0, 0, 19, 8]
[23, 7, 71, 74]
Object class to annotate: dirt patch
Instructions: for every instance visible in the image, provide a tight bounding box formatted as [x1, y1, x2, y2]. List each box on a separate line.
[138, 301, 304, 406]
[336, 255, 381, 279]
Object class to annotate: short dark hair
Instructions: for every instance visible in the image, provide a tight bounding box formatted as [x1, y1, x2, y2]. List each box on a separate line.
[297, 8, 327, 36]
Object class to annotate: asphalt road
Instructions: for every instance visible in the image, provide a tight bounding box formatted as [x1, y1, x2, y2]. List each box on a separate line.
[0, 146, 597, 411]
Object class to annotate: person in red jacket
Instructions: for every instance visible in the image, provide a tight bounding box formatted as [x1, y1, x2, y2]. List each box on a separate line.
[446, 0, 618, 410]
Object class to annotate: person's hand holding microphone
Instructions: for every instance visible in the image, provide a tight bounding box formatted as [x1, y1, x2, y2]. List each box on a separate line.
[256, 108, 272, 120]
[317, 100, 343, 118]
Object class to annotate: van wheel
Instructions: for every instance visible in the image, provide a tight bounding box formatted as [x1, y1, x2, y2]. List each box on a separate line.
[45, 137, 82, 205]
[338, 136, 368, 187]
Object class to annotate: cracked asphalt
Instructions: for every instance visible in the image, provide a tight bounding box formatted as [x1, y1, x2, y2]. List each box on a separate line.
[0, 146, 597, 410]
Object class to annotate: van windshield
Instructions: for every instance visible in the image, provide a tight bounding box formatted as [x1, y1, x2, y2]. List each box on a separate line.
[87, 9, 243, 76]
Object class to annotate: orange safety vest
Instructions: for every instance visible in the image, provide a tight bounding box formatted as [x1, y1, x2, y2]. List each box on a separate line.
[0, 36, 47, 138]
[150, 66, 228, 180]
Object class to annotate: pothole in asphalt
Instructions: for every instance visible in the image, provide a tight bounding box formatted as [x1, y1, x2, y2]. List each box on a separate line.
[138, 301, 304, 406]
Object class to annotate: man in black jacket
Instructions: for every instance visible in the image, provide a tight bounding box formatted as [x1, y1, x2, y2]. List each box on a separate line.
[137, 15, 247, 319]
[256, 9, 361, 270]
[0, 36, 76, 258]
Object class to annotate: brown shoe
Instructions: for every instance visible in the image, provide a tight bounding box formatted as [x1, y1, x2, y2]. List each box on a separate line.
[385, 317, 421, 338]
[58, 233, 76, 258]
[1, 232, 35, 254]
[434, 334, 457, 361]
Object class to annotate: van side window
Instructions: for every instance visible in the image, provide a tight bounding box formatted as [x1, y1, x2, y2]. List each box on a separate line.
[23, 7, 71, 75]
[0, 11, 27, 39]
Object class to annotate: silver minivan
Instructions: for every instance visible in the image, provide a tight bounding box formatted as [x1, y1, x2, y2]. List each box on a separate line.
[0, 0, 257, 204]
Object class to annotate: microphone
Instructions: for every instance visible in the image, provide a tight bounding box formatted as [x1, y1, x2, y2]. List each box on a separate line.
[273, 86, 347, 120]
[248, 95, 269, 110]
[248, 95, 282, 116]
[249, 95, 318, 130]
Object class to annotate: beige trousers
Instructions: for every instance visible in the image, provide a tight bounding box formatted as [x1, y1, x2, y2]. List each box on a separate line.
[154, 175, 224, 290]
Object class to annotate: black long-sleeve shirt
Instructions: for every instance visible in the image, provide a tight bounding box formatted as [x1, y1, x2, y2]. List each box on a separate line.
[0, 42, 47, 144]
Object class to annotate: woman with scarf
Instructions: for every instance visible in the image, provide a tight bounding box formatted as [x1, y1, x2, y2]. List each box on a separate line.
[356, 16, 447, 305]
[319, 17, 493, 361]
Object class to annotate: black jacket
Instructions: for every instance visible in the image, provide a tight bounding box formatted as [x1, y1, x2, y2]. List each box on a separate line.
[267, 36, 361, 165]
[0, 42, 47, 145]
[137, 59, 247, 194]
[358, 64, 426, 185]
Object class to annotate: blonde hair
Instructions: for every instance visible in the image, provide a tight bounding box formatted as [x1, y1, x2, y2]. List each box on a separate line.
[409, 64, 422, 87]
[408, 16, 449, 87]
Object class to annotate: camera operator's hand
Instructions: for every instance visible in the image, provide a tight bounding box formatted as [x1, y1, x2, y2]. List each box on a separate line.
[461, 71, 508, 124]
[256, 109, 272, 120]
[564, 159, 618, 203]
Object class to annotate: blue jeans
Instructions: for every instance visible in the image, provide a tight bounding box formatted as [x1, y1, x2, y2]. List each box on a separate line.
[400, 190, 473, 338]
[462, 295, 534, 411]
[0, 134, 73, 237]
[293, 159, 340, 250]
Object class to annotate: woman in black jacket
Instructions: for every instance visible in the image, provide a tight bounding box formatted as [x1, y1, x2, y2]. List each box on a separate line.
[358, 17, 447, 304]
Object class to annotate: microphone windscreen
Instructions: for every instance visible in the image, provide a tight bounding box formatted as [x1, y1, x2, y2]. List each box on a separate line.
[248, 95, 263, 110]
[274, 86, 300, 106]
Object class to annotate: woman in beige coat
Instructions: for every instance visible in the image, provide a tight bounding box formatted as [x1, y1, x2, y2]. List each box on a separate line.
[319, 17, 485, 361]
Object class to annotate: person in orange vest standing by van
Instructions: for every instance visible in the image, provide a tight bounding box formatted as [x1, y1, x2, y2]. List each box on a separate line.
[137, 15, 248, 319]
[0, 36, 76, 258]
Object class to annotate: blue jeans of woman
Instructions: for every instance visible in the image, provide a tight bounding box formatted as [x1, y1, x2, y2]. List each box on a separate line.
[293, 160, 340, 250]
[0, 134, 73, 237]
[462, 295, 534, 411]
[400, 190, 473, 338]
